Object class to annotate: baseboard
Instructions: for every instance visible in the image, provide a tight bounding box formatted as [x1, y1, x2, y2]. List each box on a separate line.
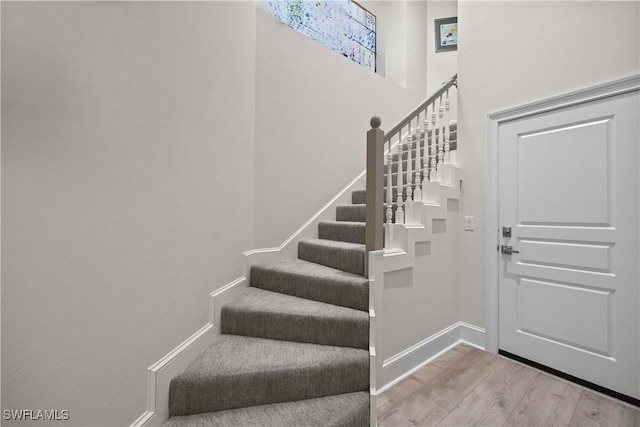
[378, 321, 486, 393]
[210, 276, 248, 326]
[244, 171, 366, 266]
[459, 321, 486, 349]
[131, 277, 247, 427]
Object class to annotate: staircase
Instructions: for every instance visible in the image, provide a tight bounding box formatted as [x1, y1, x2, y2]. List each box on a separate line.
[155, 75, 459, 427]
[163, 193, 373, 427]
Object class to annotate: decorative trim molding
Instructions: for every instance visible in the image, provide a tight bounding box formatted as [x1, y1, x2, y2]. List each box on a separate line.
[378, 321, 486, 393]
[368, 249, 385, 427]
[485, 74, 640, 355]
[244, 171, 366, 265]
[490, 74, 640, 124]
[131, 277, 247, 427]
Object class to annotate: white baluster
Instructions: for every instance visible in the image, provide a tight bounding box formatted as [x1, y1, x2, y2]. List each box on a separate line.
[406, 134, 413, 202]
[395, 137, 404, 224]
[429, 154, 437, 183]
[385, 150, 394, 248]
[422, 120, 429, 185]
[386, 152, 393, 224]
[422, 119, 430, 192]
[444, 93, 451, 165]
[449, 90, 457, 166]
[405, 131, 414, 224]
[431, 110, 437, 182]
[437, 98, 444, 183]
[413, 130, 422, 203]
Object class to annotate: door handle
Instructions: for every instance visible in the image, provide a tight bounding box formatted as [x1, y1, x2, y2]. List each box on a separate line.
[501, 245, 519, 255]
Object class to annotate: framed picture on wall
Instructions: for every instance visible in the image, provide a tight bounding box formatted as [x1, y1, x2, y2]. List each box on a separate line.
[435, 17, 457, 52]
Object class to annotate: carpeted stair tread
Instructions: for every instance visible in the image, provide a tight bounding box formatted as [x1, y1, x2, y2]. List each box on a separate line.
[336, 204, 366, 222]
[221, 287, 368, 349]
[163, 391, 369, 427]
[250, 259, 368, 311]
[169, 334, 369, 417]
[352, 190, 366, 204]
[298, 239, 365, 276]
[319, 221, 365, 244]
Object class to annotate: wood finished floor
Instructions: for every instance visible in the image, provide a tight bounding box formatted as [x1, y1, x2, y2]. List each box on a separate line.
[377, 343, 640, 427]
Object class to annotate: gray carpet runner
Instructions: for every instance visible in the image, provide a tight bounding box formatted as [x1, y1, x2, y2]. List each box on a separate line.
[163, 188, 371, 427]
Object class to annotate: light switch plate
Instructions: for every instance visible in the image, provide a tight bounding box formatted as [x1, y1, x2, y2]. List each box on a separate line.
[464, 216, 474, 231]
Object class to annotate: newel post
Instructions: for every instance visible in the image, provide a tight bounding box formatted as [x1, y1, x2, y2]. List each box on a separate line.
[366, 116, 384, 273]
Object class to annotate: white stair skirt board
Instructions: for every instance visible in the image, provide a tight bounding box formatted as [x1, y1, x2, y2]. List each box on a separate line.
[244, 171, 367, 267]
[448, 150, 457, 167]
[442, 164, 455, 186]
[378, 322, 487, 394]
[131, 277, 247, 427]
[368, 250, 385, 427]
[382, 168, 462, 272]
[422, 181, 442, 205]
[404, 200, 415, 225]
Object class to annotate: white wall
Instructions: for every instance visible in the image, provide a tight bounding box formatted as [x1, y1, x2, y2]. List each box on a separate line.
[379, 0, 460, 365]
[2, 1, 432, 425]
[426, 0, 458, 94]
[1, 2, 255, 425]
[253, 2, 428, 248]
[382, 208, 460, 360]
[456, 0, 640, 328]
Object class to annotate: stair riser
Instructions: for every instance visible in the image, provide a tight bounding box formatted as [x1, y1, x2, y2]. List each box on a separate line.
[169, 356, 369, 416]
[351, 190, 366, 204]
[221, 307, 368, 349]
[163, 392, 370, 427]
[318, 222, 365, 244]
[336, 205, 406, 224]
[298, 242, 365, 276]
[250, 266, 368, 312]
[336, 205, 366, 222]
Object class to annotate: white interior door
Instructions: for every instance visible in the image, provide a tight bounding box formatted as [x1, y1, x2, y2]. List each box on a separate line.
[498, 90, 640, 399]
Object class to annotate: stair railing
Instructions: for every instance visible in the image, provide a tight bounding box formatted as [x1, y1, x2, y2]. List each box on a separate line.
[365, 74, 458, 255]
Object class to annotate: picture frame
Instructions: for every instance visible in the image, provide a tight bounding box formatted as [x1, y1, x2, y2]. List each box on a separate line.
[435, 17, 457, 52]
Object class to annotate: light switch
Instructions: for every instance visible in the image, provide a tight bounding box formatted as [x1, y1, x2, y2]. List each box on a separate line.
[464, 216, 474, 231]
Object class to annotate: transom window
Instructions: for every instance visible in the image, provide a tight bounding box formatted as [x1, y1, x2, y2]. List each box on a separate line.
[265, 0, 376, 72]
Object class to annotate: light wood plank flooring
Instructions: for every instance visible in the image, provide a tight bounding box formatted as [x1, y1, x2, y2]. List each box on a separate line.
[377, 343, 640, 426]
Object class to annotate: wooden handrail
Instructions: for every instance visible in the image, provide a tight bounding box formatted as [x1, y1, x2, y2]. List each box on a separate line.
[384, 74, 457, 144]
[366, 74, 457, 257]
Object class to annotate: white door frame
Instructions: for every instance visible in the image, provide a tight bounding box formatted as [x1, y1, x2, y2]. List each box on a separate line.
[485, 74, 640, 354]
